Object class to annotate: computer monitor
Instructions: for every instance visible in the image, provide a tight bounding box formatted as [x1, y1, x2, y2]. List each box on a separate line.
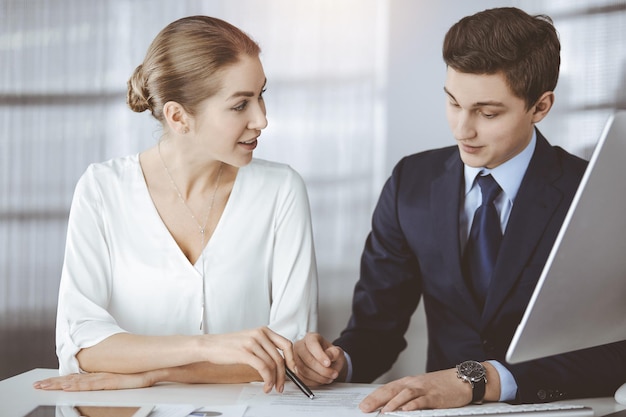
[506, 111, 626, 368]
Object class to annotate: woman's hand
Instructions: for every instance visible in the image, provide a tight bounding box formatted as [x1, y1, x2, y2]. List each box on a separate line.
[35, 327, 295, 393]
[201, 326, 295, 393]
[33, 370, 159, 391]
[32, 362, 262, 391]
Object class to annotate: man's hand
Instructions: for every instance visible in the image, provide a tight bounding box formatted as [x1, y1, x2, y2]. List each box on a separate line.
[359, 368, 473, 413]
[293, 332, 347, 386]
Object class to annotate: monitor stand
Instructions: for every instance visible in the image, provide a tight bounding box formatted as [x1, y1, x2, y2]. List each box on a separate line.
[615, 382, 626, 405]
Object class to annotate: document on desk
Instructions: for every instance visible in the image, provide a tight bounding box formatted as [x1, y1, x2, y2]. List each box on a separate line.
[238, 383, 379, 417]
[146, 404, 246, 417]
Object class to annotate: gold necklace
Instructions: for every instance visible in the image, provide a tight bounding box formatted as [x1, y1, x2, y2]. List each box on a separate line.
[157, 142, 224, 332]
[158, 141, 224, 245]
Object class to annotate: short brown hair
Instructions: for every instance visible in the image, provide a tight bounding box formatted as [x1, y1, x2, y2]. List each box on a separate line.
[127, 15, 261, 121]
[443, 7, 560, 110]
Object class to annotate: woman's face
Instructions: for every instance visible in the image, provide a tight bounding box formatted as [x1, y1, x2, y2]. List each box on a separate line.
[188, 54, 268, 167]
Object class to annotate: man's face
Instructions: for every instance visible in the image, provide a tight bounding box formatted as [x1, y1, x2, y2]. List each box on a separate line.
[444, 68, 536, 169]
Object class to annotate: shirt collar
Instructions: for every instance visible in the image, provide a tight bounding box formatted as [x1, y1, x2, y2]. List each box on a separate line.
[464, 129, 537, 204]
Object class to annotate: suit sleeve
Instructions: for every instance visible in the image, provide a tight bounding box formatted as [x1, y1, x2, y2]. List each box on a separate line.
[504, 341, 626, 402]
[334, 158, 423, 382]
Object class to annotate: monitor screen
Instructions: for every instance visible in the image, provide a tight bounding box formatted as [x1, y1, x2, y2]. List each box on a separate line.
[506, 110, 626, 365]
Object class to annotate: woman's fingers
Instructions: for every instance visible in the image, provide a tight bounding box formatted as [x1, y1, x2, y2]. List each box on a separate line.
[248, 329, 286, 392]
[203, 326, 294, 393]
[33, 372, 155, 391]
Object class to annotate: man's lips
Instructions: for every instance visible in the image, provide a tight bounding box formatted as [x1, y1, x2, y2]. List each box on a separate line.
[459, 142, 483, 154]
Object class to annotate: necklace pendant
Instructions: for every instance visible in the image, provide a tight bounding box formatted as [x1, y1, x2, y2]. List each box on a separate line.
[157, 142, 224, 243]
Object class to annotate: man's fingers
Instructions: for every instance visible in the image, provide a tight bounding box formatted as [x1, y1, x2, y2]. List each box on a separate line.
[304, 334, 332, 367]
[380, 387, 424, 413]
[293, 335, 337, 385]
[324, 346, 344, 363]
[359, 382, 405, 413]
[360, 390, 387, 412]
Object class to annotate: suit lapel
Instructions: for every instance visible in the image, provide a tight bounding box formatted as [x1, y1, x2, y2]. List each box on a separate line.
[431, 152, 482, 317]
[482, 133, 565, 325]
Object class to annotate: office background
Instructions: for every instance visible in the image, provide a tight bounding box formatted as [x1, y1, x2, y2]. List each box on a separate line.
[1, 0, 624, 381]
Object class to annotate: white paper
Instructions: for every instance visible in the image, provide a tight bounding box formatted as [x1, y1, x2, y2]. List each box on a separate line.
[188, 405, 248, 417]
[146, 404, 197, 417]
[238, 383, 379, 417]
[144, 403, 246, 417]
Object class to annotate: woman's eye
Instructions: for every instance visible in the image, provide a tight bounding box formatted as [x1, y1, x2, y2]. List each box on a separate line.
[233, 101, 248, 111]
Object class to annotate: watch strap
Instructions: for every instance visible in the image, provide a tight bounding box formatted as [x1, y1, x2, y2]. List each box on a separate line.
[471, 376, 486, 404]
[457, 360, 487, 404]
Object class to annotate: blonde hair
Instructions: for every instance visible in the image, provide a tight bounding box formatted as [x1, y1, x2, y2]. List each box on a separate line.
[127, 15, 261, 121]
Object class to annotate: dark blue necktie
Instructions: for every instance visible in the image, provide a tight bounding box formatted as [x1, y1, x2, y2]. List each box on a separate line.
[463, 174, 502, 308]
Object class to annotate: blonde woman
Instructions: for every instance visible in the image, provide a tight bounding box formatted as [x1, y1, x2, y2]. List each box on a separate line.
[34, 15, 318, 393]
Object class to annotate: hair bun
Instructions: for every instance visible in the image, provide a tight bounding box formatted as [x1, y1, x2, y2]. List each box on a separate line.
[126, 64, 151, 113]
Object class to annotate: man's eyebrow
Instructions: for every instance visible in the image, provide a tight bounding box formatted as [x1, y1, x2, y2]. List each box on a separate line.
[443, 86, 455, 100]
[227, 78, 267, 100]
[443, 86, 506, 108]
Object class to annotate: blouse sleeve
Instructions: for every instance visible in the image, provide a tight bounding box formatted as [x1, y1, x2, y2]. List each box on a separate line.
[55, 166, 127, 375]
[267, 167, 319, 341]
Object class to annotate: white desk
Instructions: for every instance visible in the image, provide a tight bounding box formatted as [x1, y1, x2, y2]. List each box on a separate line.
[1, 369, 625, 417]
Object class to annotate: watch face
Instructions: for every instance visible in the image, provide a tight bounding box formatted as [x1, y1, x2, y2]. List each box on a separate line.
[458, 361, 486, 382]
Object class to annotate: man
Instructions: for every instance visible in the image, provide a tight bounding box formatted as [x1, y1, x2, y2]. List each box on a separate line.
[294, 7, 626, 413]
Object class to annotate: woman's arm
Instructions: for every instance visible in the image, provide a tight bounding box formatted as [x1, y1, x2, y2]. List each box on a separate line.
[36, 328, 294, 392]
[267, 167, 319, 340]
[34, 362, 261, 391]
[76, 327, 294, 392]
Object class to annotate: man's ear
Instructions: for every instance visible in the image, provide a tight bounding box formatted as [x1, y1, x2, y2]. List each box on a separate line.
[163, 101, 190, 134]
[531, 91, 554, 123]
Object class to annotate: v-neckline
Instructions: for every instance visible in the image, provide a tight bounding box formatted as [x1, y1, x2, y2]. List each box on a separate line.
[136, 154, 242, 271]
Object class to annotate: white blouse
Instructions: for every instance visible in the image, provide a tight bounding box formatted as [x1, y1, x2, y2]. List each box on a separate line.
[56, 156, 318, 375]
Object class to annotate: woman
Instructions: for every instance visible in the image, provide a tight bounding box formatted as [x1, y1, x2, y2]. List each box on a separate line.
[34, 15, 318, 393]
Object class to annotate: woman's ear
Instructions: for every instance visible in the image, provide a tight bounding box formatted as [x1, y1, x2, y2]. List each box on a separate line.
[531, 91, 555, 123]
[163, 101, 190, 135]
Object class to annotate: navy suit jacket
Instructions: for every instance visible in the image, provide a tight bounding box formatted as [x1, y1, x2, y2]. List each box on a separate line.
[334, 130, 626, 402]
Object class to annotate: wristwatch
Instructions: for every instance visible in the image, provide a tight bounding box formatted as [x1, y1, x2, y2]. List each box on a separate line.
[456, 360, 487, 404]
